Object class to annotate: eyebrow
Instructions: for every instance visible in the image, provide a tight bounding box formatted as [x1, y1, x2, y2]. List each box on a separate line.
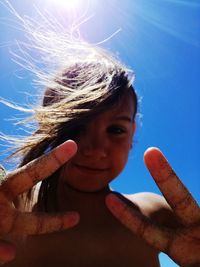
[113, 116, 133, 123]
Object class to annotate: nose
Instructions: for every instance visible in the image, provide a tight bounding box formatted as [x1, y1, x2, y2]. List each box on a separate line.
[78, 128, 108, 159]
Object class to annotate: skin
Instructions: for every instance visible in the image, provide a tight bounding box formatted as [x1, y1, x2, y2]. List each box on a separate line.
[106, 148, 200, 267]
[0, 140, 80, 263]
[57, 93, 136, 194]
[0, 93, 199, 266]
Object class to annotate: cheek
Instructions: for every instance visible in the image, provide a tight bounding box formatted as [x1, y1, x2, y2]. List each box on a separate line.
[59, 160, 76, 179]
[110, 141, 131, 177]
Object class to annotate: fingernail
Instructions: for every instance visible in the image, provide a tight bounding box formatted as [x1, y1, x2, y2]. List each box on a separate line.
[144, 147, 165, 167]
[64, 212, 80, 227]
[58, 141, 77, 159]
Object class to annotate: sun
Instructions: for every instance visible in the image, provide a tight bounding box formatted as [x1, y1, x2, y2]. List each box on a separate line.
[48, 0, 81, 9]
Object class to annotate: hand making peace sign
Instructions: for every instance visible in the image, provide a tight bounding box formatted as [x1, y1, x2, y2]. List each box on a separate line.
[106, 148, 200, 267]
[0, 140, 80, 263]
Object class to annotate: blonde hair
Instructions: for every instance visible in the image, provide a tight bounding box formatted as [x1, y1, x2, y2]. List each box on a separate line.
[1, 4, 138, 212]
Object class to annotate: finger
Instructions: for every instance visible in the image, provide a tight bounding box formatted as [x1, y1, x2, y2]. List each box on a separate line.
[0, 140, 77, 201]
[106, 193, 172, 253]
[0, 240, 16, 263]
[5, 211, 80, 235]
[144, 147, 200, 225]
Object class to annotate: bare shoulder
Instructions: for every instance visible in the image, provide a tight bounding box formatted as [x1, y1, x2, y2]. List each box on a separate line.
[122, 192, 179, 228]
[124, 192, 169, 211]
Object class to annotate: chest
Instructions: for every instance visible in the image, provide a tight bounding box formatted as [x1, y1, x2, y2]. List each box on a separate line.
[16, 220, 159, 267]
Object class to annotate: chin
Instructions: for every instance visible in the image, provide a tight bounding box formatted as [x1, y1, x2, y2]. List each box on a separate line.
[64, 180, 110, 193]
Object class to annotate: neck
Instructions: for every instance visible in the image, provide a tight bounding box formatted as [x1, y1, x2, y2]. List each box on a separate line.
[56, 180, 111, 215]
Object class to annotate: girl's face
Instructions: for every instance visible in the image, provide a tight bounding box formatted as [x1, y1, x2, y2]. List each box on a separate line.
[59, 93, 136, 192]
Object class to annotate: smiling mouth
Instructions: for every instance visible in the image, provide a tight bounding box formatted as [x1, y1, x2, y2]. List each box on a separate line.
[74, 164, 108, 172]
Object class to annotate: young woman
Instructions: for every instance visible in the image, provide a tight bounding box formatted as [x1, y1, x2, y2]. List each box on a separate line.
[0, 23, 199, 267]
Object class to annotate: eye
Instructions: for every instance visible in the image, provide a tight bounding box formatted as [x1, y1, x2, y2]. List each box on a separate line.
[107, 125, 126, 135]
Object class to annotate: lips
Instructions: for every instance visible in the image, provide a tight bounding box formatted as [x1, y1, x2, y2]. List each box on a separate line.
[73, 163, 109, 172]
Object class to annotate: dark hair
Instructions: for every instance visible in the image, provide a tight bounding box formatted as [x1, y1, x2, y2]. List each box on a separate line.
[15, 50, 138, 212]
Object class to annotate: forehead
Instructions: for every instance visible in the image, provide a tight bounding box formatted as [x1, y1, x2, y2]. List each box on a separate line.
[97, 93, 135, 121]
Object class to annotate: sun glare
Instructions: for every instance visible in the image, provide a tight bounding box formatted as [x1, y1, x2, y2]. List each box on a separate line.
[48, 0, 81, 9]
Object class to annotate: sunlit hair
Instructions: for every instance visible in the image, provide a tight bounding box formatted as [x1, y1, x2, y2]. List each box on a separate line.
[0, 3, 137, 212]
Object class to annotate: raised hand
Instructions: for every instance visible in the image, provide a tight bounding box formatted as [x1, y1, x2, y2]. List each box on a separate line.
[106, 148, 200, 267]
[0, 140, 80, 263]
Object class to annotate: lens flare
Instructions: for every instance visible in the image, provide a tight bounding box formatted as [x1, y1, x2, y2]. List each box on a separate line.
[48, 0, 81, 9]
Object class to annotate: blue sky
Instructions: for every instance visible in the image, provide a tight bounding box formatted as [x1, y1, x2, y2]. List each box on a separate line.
[0, 1, 199, 266]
